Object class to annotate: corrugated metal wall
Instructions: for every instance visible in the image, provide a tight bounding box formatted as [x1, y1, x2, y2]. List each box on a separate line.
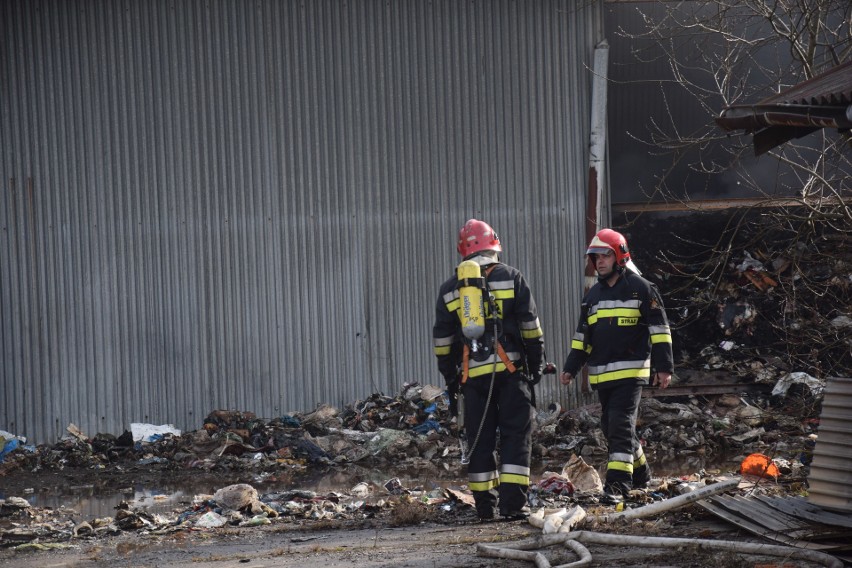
[1, 0, 603, 444]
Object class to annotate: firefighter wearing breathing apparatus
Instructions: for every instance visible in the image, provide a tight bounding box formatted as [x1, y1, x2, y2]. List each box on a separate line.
[560, 229, 673, 504]
[433, 219, 546, 521]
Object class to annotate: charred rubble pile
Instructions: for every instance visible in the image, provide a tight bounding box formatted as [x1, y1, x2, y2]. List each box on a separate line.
[1, 381, 819, 548]
[0, 384, 459, 480]
[0, 380, 820, 547]
[620, 210, 851, 381]
[2, 375, 818, 486]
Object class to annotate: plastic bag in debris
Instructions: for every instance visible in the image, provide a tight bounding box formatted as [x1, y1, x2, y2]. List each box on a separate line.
[0, 429, 26, 444]
[278, 414, 301, 428]
[717, 300, 756, 336]
[771, 372, 825, 398]
[195, 511, 227, 528]
[239, 515, 271, 526]
[366, 428, 413, 456]
[736, 251, 765, 272]
[411, 419, 441, 435]
[130, 423, 181, 442]
[419, 384, 445, 402]
[271, 430, 332, 462]
[383, 477, 405, 495]
[560, 454, 603, 494]
[0, 439, 20, 463]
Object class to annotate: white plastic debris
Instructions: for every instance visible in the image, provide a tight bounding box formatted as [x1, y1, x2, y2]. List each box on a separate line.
[0, 430, 26, 443]
[771, 372, 825, 398]
[195, 511, 227, 528]
[736, 251, 765, 272]
[419, 384, 445, 401]
[130, 423, 181, 442]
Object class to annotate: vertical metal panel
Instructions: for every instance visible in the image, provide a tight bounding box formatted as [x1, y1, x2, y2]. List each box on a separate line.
[807, 377, 852, 513]
[1, 0, 603, 444]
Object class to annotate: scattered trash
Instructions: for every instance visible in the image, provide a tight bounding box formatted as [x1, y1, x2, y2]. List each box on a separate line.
[559, 454, 602, 494]
[0, 439, 21, 463]
[536, 474, 575, 497]
[239, 515, 271, 527]
[739, 453, 780, 478]
[195, 511, 228, 528]
[213, 483, 262, 512]
[0, 430, 26, 444]
[65, 423, 88, 441]
[130, 423, 182, 442]
[383, 477, 405, 495]
[717, 300, 756, 336]
[771, 372, 825, 398]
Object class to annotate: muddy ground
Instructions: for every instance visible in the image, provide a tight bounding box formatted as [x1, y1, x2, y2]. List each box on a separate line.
[0, 513, 806, 568]
[0, 463, 838, 568]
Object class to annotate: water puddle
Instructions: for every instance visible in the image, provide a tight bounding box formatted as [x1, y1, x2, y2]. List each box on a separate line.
[6, 453, 741, 519]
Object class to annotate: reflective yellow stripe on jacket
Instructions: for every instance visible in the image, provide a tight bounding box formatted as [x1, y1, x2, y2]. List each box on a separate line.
[587, 359, 651, 385]
[466, 351, 522, 378]
[520, 317, 543, 340]
[649, 324, 672, 344]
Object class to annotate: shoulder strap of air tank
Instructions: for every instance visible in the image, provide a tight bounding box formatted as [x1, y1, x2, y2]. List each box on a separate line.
[462, 344, 470, 384]
[485, 263, 516, 374]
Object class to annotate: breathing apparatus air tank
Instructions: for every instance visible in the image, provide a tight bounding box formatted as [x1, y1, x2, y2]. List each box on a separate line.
[456, 260, 487, 346]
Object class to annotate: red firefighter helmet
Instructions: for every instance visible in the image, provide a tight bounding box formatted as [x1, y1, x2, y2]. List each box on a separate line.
[586, 228, 631, 268]
[457, 219, 502, 257]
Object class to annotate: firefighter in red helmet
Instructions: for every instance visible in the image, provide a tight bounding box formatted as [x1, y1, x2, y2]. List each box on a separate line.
[433, 219, 546, 521]
[561, 228, 673, 504]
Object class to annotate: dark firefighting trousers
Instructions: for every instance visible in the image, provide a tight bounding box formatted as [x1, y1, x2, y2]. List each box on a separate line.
[462, 370, 534, 518]
[598, 381, 651, 495]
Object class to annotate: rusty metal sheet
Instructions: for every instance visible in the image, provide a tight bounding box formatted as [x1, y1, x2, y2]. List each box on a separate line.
[698, 494, 852, 552]
[707, 495, 824, 540]
[696, 499, 834, 550]
[756, 495, 852, 530]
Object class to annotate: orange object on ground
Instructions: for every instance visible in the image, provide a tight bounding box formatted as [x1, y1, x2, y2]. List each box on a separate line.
[739, 453, 780, 478]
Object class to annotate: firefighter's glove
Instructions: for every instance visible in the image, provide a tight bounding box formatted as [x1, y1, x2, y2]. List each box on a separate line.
[446, 378, 460, 417]
[528, 362, 555, 386]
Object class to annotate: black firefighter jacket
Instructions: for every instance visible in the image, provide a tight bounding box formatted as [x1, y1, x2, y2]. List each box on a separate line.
[562, 270, 673, 389]
[433, 261, 544, 384]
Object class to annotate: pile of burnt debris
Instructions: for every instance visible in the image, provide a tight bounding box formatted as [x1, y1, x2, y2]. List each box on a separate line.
[0, 376, 824, 549]
[620, 209, 851, 381]
[1, 370, 820, 487]
[2, 212, 842, 479]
